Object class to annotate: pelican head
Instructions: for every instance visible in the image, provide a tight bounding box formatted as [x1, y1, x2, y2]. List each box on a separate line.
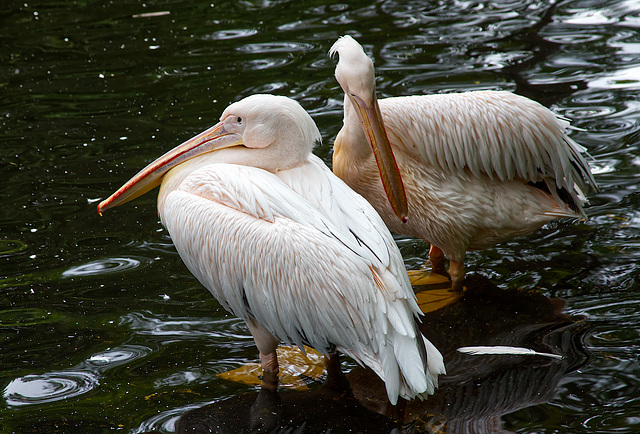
[329, 35, 408, 222]
[97, 94, 321, 214]
[330, 35, 377, 109]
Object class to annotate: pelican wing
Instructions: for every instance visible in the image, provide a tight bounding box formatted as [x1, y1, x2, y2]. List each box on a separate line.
[277, 155, 407, 277]
[381, 91, 596, 212]
[160, 163, 440, 402]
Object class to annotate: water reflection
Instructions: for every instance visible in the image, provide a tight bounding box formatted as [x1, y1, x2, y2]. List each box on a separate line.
[172, 276, 589, 433]
[408, 325, 586, 432]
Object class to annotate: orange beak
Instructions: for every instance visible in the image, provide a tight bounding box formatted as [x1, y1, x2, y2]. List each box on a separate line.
[97, 121, 242, 214]
[348, 93, 408, 222]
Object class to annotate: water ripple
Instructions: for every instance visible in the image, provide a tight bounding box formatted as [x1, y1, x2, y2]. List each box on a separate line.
[4, 371, 99, 406]
[202, 29, 258, 41]
[237, 41, 313, 54]
[544, 32, 604, 45]
[244, 57, 291, 70]
[120, 312, 252, 343]
[0, 308, 60, 327]
[569, 294, 640, 321]
[134, 405, 200, 434]
[0, 239, 27, 258]
[61, 256, 149, 277]
[589, 65, 640, 89]
[564, 105, 616, 120]
[564, 10, 618, 26]
[155, 369, 205, 387]
[590, 159, 617, 175]
[87, 345, 151, 371]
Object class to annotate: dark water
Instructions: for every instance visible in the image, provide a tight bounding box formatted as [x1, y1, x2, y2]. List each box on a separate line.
[2, 0, 640, 432]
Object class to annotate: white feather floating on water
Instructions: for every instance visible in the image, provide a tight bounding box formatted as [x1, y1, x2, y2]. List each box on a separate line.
[457, 346, 563, 360]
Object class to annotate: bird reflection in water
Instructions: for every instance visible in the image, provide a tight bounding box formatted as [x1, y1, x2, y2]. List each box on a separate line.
[176, 275, 589, 433]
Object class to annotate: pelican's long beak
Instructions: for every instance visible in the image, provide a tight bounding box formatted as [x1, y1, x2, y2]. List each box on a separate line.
[97, 121, 241, 214]
[349, 93, 408, 222]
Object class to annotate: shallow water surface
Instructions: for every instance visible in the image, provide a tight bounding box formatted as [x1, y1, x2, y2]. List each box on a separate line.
[2, 0, 640, 432]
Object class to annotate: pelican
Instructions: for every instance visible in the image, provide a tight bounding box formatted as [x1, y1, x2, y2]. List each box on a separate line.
[329, 36, 597, 291]
[97, 94, 445, 405]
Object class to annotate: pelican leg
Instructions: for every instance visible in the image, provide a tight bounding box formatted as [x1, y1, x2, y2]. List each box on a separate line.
[429, 245, 446, 275]
[408, 245, 452, 286]
[448, 260, 465, 292]
[259, 351, 280, 391]
[246, 318, 280, 391]
[323, 352, 351, 395]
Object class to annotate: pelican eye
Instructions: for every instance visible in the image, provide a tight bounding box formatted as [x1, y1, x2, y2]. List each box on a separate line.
[237, 116, 242, 123]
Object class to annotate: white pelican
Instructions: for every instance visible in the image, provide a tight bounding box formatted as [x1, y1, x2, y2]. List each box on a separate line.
[97, 94, 445, 405]
[329, 35, 597, 291]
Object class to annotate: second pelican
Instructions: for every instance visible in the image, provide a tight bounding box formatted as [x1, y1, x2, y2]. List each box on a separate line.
[329, 35, 597, 291]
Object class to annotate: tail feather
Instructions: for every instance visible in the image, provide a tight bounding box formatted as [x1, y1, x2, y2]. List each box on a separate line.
[424, 336, 446, 388]
[385, 323, 445, 404]
[378, 343, 401, 403]
[343, 271, 445, 405]
[394, 334, 428, 397]
[341, 324, 445, 405]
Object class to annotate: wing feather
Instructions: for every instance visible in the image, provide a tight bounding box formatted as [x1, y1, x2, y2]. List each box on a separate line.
[277, 155, 403, 279]
[381, 91, 596, 214]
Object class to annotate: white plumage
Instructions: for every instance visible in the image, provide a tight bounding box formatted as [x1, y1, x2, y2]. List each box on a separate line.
[329, 35, 597, 291]
[97, 94, 445, 405]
